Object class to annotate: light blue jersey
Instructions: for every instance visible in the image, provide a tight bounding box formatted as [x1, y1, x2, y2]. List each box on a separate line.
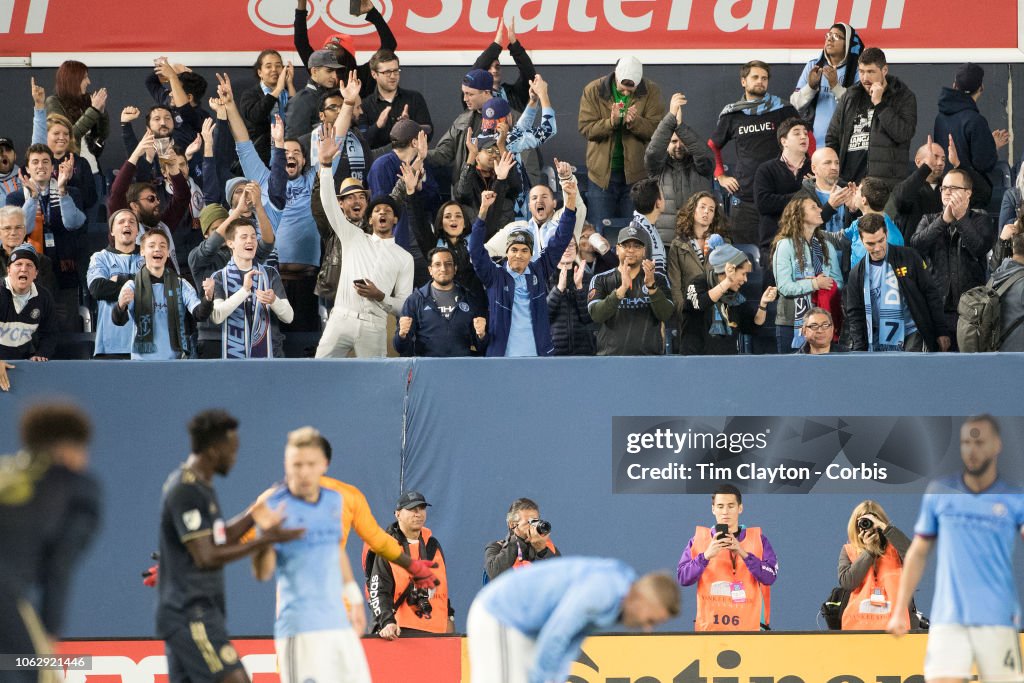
[121, 279, 202, 360]
[478, 557, 635, 683]
[267, 485, 348, 638]
[914, 475, 1024, 627]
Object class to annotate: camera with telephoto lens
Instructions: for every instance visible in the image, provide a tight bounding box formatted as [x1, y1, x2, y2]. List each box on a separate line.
[857, 517, 874, 531]
[530, 518, 552, 535]
[407, 588, 433, 619]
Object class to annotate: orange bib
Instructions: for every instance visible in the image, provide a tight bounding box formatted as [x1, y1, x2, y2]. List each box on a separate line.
[841, 542, 909, 631]
[690, 526, 770, 631]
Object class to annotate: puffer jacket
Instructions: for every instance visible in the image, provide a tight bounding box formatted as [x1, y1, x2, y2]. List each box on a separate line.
[644, 113, 714, 243]
[909, 209, 995, 311]
[826, 75, 917, 188]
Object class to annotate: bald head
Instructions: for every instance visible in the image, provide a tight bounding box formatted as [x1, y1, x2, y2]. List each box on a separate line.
[915, 142, 946, 183]
[810, 148, 840, 189]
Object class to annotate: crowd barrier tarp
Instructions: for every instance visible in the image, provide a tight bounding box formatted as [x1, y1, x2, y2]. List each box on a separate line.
[2, 356, 1024, 638]
[3, 0, 1021, 65]
[55, 633, 1024, 683]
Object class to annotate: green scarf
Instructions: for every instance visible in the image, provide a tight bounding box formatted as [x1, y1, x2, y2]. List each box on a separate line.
[610, 84, 632, 172]
[133, 266, 189, 357]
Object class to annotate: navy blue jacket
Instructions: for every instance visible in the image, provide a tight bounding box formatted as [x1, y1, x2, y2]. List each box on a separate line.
[934, 87, 999, 178]
[469, 208, 576, 356]
[393, 282, 486, 357]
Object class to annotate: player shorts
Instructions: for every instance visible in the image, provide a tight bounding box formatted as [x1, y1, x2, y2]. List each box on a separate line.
[0, 588, 61, 683]
[275, 628, 370, 683]
[467, 600, 536, 683]
[924, 624, 1024, 682]
[163, 607, 245, 683]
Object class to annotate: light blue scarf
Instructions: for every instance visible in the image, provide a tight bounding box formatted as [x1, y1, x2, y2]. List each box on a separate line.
[864, 258, 905, 351]
[218, 259, 272, 358]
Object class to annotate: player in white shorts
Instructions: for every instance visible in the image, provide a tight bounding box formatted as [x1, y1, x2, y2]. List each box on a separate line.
[888, 415, 1024, 683]
[253, 427, 372, 683]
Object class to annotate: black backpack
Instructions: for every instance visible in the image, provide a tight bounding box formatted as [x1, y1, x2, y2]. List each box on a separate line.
[956, 269, 1024, 352]
[819, 586, 851, 630]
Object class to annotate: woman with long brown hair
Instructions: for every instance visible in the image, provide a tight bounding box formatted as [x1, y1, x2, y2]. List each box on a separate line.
[770, 196, 842, 353]
[668, 191, 729, 346]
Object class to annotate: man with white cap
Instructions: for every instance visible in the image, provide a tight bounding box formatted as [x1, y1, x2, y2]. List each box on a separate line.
[578, 56, 665, 235]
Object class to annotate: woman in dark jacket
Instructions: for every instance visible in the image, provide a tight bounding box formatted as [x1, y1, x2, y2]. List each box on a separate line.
[46, 60, 109, 162]
[547, 238, 595, 356]
[668, 191, 729, 348]
[409, 197, 486, 314]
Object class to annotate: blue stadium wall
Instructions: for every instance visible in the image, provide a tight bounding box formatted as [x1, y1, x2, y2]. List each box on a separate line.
[2, 355, 1024, 638]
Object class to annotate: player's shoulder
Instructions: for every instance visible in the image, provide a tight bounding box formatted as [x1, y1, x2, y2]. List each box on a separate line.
[162, 466, 213, 502]
[319, 475, 365, 503]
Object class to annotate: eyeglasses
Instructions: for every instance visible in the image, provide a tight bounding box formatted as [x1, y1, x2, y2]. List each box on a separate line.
[805, 322, 833, 332]
[137, 195, 159, 203]
[825, 31, 844, 41]
[619, 241, 645, 250]
[375, 68, 401, 77]
[940, 185, 969, 193]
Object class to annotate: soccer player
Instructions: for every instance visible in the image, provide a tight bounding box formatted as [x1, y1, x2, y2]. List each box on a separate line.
[467, 556, 680, 683]
[0, 403, 100, 683]
[315, 432, 440, 587]
[157, 410, 304, 683]
[252, 426, 372, 683]
[888, 414, 1024, 683]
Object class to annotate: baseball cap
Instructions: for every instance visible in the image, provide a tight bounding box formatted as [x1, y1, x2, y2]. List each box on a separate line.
[0, 137, 14, 151]
[324, 33, 355, 56]
[615, 56, 643, 87]
[309, 49, 343, 70]
[954, 63, 984, 95]
[396, 491, 431, 510]
[506, 229, 534, 253]
[389, 119, 430, 145]
[616, 224, 649, 247]
[462, 68, 494, 92]
[481, 97, 511, 122]
[337, 178, 367, 198]
[9, 243, 39, 267]
[475, 134, 500, 153]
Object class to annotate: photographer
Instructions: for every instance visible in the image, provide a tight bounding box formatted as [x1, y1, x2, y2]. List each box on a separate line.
[484, 497, 560, 581]
[838, 500, 918, 630]
[365, 492, 453, 639]
[676, 484, 778, 631]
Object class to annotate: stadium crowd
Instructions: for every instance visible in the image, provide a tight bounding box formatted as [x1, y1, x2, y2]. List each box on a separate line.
[1, 4, 1021, 389]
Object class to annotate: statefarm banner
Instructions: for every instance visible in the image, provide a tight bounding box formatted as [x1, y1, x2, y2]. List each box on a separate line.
[1, 0, 1021, 66]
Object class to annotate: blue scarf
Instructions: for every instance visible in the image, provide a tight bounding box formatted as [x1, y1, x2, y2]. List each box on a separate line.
[864, 258, 905, 351]
[792, 237, 825, 349]
[218, 259, 272, 359]
[707, 272, 745, 336]
[261, 83, 288, 125]
[718, 93, 786, 118]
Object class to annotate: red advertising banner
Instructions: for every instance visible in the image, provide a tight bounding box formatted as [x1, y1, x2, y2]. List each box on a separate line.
[54, 637, 462, 683]
[0, 0, 1020, 65]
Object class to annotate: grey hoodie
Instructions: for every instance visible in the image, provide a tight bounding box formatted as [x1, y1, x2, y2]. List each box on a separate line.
[990, 257, 1024, 351]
